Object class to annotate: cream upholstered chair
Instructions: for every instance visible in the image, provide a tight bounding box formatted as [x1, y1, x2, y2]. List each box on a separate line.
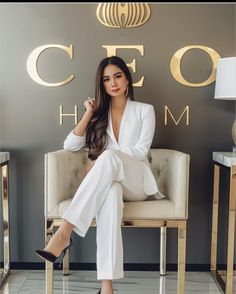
[44, 148, 190, 294]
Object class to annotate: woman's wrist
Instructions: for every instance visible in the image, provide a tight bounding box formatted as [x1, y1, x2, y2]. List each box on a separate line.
[84, 109, 94, 118]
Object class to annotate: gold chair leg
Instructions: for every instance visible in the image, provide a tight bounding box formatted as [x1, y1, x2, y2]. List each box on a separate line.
[225, 166, 236, 294]
[63, 249, 70, 276]
[45, 219, 54, 294]
[178, 221, 186, 294]
[160, 227, 167, 276]
[46, 261, 54, 294]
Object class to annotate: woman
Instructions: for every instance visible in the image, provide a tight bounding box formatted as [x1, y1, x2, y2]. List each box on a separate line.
[36, 56, 160, 294]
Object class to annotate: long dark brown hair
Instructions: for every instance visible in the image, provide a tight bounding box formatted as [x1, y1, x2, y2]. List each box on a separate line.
[85, 56, 134, 161]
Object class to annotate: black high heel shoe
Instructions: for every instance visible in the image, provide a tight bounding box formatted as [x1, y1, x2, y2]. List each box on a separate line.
[35, 238, 73, 268]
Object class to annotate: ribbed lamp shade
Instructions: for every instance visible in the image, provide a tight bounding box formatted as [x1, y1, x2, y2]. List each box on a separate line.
[214, 57, 236, 100]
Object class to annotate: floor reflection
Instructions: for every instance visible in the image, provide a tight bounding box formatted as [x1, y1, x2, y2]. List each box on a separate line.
[0, 270, 231, 293]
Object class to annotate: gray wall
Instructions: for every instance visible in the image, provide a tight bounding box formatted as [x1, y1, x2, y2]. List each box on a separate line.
[0, 3, 236, 266]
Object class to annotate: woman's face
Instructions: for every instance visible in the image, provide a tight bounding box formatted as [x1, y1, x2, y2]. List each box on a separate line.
[102, 64, 129, 98]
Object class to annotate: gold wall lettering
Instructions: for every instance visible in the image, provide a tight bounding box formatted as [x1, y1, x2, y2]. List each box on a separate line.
[59, 105, 190, 126]
[170, 45, 221, 87]
[26, 44, 74, 87]
[96, 3, 151, 28]
[164, 106, 189, 126]
[102, 45, 144, 87]
[26, 44, 222, 88]
[59, 105, 78, 125]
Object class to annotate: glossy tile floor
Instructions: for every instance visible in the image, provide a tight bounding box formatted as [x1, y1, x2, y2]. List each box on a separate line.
[1, 270, 235, 293]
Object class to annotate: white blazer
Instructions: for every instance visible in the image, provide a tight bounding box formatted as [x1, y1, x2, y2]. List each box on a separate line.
[63, 98, 161, 197]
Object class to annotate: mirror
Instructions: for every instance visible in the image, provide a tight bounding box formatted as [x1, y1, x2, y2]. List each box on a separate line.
[0, 153, 10, 288]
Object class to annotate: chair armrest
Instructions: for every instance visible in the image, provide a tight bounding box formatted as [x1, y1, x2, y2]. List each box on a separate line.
[45, 149, 87, 217]
[150, 149, 190, 218]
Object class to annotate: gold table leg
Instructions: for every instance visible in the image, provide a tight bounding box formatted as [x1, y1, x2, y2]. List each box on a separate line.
[211, 163, 236, 293]
[0, 161, 10, 288]
[211, 164, 220, 272]
[225, 166, 236, 294]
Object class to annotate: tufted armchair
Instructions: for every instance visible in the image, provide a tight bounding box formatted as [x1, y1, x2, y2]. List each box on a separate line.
[44, 148, 190, 294]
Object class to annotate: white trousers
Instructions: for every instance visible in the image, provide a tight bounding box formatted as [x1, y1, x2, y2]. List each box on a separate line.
[62, 149, 149, 280]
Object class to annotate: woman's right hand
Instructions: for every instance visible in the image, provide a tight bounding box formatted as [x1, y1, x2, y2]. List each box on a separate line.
[84, 97, 96, 114]
[73, 97, 96, 136]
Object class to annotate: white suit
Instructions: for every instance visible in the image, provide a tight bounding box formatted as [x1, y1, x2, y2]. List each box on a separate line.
[62, 98, 160, 280]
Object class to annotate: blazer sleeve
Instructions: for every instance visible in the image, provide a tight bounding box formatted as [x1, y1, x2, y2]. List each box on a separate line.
[120, 105, 156, 160]
[63, 130, 86, 151]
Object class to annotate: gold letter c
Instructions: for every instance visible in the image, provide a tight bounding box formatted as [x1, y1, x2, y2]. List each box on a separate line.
[26, 44, 74, 87]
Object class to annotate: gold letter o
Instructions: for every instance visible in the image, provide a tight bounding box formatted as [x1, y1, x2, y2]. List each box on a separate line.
[170, 45, 221, 87]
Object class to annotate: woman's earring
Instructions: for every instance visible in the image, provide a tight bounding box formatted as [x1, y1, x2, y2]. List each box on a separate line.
[125, 86, 129, 98]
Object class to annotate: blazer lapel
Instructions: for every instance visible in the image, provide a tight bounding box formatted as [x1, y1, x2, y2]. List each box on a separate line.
[118, 98, 130, 143]
[106, 98, 131, 144]
[107, 105, 117, 143]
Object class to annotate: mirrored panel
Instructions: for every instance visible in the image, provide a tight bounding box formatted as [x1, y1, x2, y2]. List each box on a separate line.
[0, 158, 10, 288]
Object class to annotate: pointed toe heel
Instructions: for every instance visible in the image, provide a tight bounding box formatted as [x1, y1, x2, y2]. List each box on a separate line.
[35, 237, 73, 267]
[35, 250, 57, 263]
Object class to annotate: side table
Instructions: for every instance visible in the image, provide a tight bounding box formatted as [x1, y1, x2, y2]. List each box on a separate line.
[0, 152, 10, 288]
[211, 152, 236, 293]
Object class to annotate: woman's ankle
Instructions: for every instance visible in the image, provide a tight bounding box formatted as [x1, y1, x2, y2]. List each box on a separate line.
[101, 280, 113, 294]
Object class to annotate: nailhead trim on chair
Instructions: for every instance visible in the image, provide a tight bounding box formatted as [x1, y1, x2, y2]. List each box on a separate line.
[185, 155, 190, 219]
[46, 216, 187, 220]
[44, 154, 48, 217]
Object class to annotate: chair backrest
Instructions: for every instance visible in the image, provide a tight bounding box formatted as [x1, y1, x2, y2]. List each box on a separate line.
[45, 149, 88, 217]
[150, 149, 190, 217]
[45, 148, 190, 218]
